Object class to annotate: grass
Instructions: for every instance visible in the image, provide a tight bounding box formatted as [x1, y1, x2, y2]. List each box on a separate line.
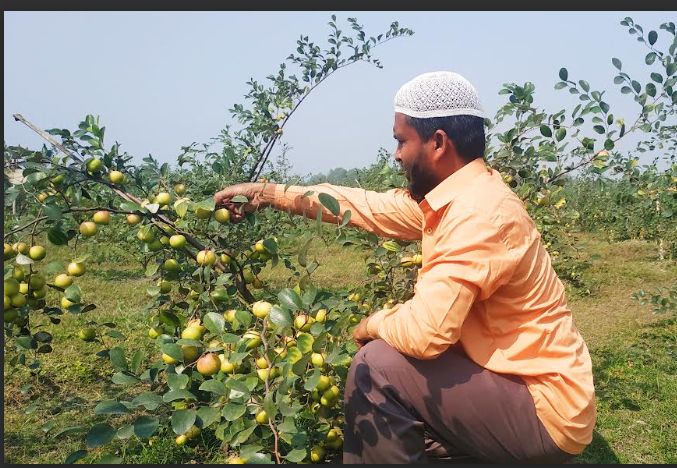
[3, 231, 676, 464]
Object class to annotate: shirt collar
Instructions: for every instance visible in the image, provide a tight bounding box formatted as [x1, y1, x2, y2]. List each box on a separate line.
[422, 158, 490, 212]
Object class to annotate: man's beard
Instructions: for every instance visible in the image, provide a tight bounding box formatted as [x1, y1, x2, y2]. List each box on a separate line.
[405, 157, 437, 203]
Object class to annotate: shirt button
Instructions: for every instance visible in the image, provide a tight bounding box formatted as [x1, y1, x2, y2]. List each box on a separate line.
[425, 227, 432, 235]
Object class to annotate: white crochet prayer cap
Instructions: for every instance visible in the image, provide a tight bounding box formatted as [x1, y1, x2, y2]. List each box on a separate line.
[394, 71, 485, 119]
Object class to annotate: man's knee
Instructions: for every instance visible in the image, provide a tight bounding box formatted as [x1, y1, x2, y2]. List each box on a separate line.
[351, 339, 410, 371]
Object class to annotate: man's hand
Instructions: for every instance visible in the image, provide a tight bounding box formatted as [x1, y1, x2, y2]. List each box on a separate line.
[352, 317, 373, 349]
[214, 182, 270, 223]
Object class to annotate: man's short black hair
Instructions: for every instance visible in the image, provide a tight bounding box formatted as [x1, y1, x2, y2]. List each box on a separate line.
[405, 115, 486, 161]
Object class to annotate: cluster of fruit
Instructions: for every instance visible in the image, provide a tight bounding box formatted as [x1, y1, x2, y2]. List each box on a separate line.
[4, 242, 49, 325]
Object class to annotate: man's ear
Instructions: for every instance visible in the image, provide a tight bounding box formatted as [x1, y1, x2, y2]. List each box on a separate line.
[431, 129, 453, 162]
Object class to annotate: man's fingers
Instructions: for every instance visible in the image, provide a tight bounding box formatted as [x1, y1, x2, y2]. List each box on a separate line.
[214, 190, 233, 206]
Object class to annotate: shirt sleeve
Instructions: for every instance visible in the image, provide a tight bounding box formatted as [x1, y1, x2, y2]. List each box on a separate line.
[365, 207, 521, 359]
[261, 182, 423, 241]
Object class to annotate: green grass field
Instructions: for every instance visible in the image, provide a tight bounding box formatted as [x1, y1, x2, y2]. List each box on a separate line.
[3, 232, 676, 464]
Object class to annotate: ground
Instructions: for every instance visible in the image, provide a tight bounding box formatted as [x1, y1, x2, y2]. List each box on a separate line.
[3, 232, 676, 463]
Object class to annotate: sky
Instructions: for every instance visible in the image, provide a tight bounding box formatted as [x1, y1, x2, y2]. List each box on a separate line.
[4, 11, 673, 177]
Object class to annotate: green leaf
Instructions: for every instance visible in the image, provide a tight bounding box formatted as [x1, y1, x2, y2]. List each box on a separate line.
[145, 262, 160, 277]
[648, 30, 657, 45]
[199, 379, 226, 395]
[94, 399, 129, 415]
[65, 450, 88, 464]
[26, 171, 48, 184]
[47, 227, 69, 246]
[286, 346, 303, 364]
[262, 238, 278, 254]
[52, 425, 85, 439]
[174, 199, 189, 218]
[278, 288, 304, 311]
[96, 454, 122, 464]
[225, 378, 250, 394]
[296, 332, 314, 354]
[234, 424, 258, 445]
[167, 372, 190, 391]
[161, 343, 183, 362]
[285, 449, 308, 463]
[554, 81, 567, 90]
[195, 197, 216, 211]
[651, 72, 663, 83]
[16, 336, 36, 350]
[15, 253, 34, 265]
[297, 237, 313, 267]
[312, 332, 328, 352]
[269, 305, 292, 328]
[111, 372, 139, 386]
[64, 284, 82, 303]
[145, 203, 160, 214]
[34, 331, 53, 342]
[593, 125, 606, 134]
[612, 57, 622, 70]
[303, 368, 322, 391]
[130, 349, 144, 374]
[631, 80, 641, 93]
[109, 347, 128, 372]
[318, 192, 340, 216]
[231, 195, 249, 203]
[131, 392, 163, 410]
[668, 62, 677, 76]
[578, 80, 590, 92]
[106, 330, 126, 340]
[340, 209, 352, 227]
[555, 128, 566, 141]
[645, 52, 657, 65]
[119, 201, 142, 212]
[246, 453, 274, 464]
[302, 285, 317, 306]
[539, 125, 552, 137]
[162, 390, 197, 403]
[646, 83, 657, 97]
[558, 67, 568, 81]
[43, 204, 62, 221]
[41, 420, 57, 433]
[223, 403, 247, 421]
[315, 205, 323, 234]
[86, 423, 116, 449]
[204, 312, 226, 335]
[116, 424, 135, 440]
[171, 409, 196, 435]
[197, 406, 221, 428]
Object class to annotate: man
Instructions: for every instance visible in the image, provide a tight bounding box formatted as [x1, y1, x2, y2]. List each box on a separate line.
[214, 71, 596, 464]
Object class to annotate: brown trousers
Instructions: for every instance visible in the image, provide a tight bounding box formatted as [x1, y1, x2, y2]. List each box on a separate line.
[342, 339, 574, 464]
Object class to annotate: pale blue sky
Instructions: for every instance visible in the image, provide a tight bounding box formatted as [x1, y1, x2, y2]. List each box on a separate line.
[4, 11, 672, 176]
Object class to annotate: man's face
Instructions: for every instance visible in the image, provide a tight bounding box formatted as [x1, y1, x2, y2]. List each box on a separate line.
[392, 113, 437, 202]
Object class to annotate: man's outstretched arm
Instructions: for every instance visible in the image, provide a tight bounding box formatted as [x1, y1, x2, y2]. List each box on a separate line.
[215, 182, 423, 241]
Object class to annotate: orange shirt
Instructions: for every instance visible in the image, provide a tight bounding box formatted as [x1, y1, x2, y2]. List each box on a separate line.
[260, 158, 596, 455]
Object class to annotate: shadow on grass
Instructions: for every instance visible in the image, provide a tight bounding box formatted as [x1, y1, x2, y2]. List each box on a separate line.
[572, 430, 621, 464]
[573, 315, 677, 464]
